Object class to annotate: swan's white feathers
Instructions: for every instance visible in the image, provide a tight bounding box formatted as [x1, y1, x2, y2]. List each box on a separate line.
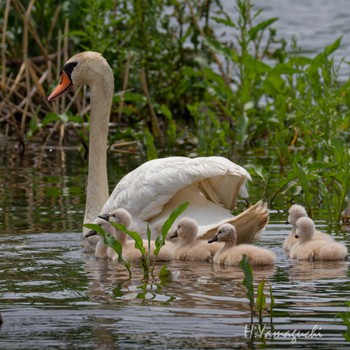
[51, 51, 267, 244]
[102, 156, 253, 237]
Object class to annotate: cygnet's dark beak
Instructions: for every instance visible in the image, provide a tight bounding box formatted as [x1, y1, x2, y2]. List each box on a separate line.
[169, 230, 179, 239]
[85, 230, 97, 238]
[208, 235, 218, 243]
[98, 213, 110, 222]
[294, 234, 299, 239]
[285, 220, 290, 224]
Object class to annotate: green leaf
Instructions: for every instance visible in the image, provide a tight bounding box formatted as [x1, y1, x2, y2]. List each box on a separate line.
[256, 279, 266, 321]
[113, 223, 146, 258]
[42, 112, 60, 126]
[203, 37, 239, 62]
[83, 223, 105, 236]
[269, 284, 275, 327]
[210, 15, 237, 28]
[323, 36, 342, 56]
[83, 223, 132, 276]
[239, 255, 254, 305]
[160, 202, 189, 242]
[159, 265, 172, 284]
[144, 127, 158, 160]
[152, 202, 189, 274]
[249, 18, 278, 40]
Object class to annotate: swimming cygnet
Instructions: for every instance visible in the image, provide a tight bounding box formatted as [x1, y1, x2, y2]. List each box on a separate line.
[208, 223, 276, 266]
[284, 204, 333, 254]
[104, 208, 174, 262]
[169, 217, 212, 261]
[290, 217, 348, 261]
[85, 216, 118, 259]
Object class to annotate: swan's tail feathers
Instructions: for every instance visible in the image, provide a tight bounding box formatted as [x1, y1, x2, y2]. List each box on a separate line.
[198, 200, 269, 243]
[232, 200, 269, 244]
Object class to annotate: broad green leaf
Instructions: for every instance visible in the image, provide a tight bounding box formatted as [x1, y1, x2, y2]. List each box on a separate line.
[83, 223, 105, 236]
[256, 279, 266, 317]
[323, 36, 342, 56]
[113, 223, 146, 257]
[153, 201, 189, 261]
[239, 255, 254, 306]
[83, 223, 131, 276]
[159, 265, 172, 284]
[210, 15, 237, 28]
[249, 18, 278, 40]
[160, 202, 189, 241]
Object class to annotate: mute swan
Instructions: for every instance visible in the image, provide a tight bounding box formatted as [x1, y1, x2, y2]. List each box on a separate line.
[284, 204, 333, 254]
[48, 51, 268, 244]
[169, 217, 212, 261]
[208, 223, 276, 266]
[290, 217, 348, 261]
[96, 208, 174, 262]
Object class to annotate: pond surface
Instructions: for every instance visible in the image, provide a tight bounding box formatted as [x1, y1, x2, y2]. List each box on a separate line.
[0, 146, 349, 349]
[1, 2, 350, 347]
[223, 0, 350, 81]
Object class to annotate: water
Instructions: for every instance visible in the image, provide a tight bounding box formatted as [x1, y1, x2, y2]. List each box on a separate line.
[223, 0, 350, 81]
[1, 2, 350, 347]
[0, 147, 349, 349]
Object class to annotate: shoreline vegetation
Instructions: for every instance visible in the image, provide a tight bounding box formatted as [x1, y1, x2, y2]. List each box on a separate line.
[1, 0, 350, 225]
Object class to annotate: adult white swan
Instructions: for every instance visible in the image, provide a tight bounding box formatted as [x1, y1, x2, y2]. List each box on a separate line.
[48, 51, 268, 243]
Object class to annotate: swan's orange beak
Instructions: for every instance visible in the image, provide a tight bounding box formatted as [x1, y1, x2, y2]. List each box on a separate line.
[48, 70, 73, 102]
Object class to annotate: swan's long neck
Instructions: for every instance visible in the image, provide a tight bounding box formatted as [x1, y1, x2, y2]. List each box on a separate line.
[84, 69, 114, 225]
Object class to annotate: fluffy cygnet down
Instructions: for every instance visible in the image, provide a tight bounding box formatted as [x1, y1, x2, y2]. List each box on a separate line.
[284, 204, 333, 254]
[290, 217, 348, 261]
[208, 223, 276, 266]
[169, 217, 213, 261]
[104, 208, 174, 262]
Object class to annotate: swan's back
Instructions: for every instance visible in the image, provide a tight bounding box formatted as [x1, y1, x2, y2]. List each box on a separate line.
[101, 156, 251, 236]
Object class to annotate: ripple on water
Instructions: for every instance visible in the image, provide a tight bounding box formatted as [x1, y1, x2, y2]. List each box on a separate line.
[0, 229, 349, 348]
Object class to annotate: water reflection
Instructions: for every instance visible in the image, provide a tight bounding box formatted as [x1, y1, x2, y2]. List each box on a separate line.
[288, 260, 348, 281]
[1, 146, 350, 348]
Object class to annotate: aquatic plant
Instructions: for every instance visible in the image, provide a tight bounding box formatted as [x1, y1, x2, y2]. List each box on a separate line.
[83, 221, 132, 277]
[239, 254, 255, 323]
[84, 201, 189, 281]
[239, 255, 275, 327]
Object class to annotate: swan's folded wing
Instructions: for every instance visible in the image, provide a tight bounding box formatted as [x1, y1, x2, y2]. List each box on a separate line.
[102, 156, 251, 221]
[197, 200, 269, 244]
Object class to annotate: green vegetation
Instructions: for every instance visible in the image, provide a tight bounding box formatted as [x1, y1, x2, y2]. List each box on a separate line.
[239, 255, 275, 328]
[1, 0, 350, 224]
[83, 202, 189, 281]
